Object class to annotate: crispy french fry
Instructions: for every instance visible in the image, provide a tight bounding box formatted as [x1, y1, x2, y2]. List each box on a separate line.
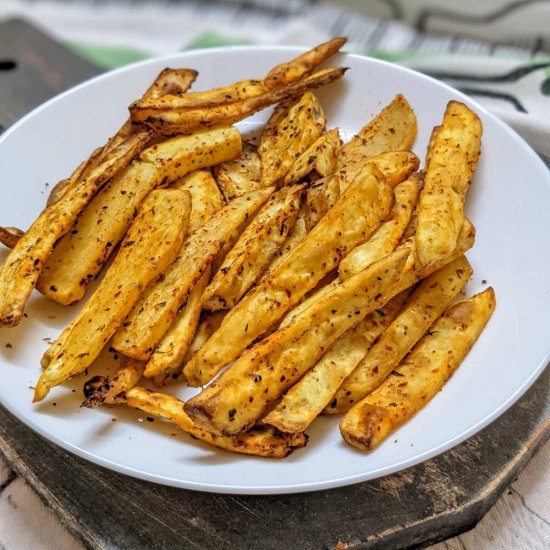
[415, 101, 482, 266]
[284, 128, 341, 186]
[327, 255, 473, 414]
[425, 124, 441, 169]
[339, 173, 423, 280]
[0, 226, 23, 249]
[264, 37, 347, 89]
[364, 151, 420, 188]
[122, 387, 307, 458]
[135, 67, 347, 136]
[170, 170, 224, 232]
[340, 288, 496, 450]
[111, 187, 273, 361]
[263, 289, 411, 433]
[37, 127, 240, 305]
[259, 92, 326, 187]
[82, 357, 146, 408]
[34, 189, 192, 401]
[0, 132, 149, 326]
[183, 165, 393, 387]
[184, 247, 410, 435]
[214, 142, 261, 201]
[143, 267, 210, 379]
[202, 185, 304, 311]
[303, 175, 341, 231]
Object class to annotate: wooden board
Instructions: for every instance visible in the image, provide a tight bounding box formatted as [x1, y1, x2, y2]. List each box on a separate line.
[1, 18, 549, 550]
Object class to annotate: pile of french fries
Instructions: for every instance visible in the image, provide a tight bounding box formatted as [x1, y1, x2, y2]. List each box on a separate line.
[0, 37, 496, 458]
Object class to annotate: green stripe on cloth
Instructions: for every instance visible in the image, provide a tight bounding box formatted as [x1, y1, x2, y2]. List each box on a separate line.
[183, 31, 254, 51]
[67, 42, 151, 70]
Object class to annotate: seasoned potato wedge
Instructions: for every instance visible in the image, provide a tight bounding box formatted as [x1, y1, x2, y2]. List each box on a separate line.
[0, 132, 149, 326]
[111, 187, 273, 361]
[303, 175, 341, 231]
[82, 357, 146, 408]
[339, 173, 423, 280]
[415, 101, 482, 265]
[33, 189, 192, 401]
[143, 268, 210, 379]
[283, 128, 341, 186]
[202, 184, 304, 311]
[327, 255, 473, 414]
[183, 165, 393, 387]
[37, 127, 240, 305]
[122, 387, 307, 458]
[259, 92, 326, 188]
[184, 247, 410, 435]
[135, 67, 346, 136]
[264, 37, 347, 89]
[214, 142, 261, 200]
[263, 289, 411, 433]
[340, 288, 496, 450]
[0, 226, 23, 249]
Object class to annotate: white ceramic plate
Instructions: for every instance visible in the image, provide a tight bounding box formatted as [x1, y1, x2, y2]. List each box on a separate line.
[1, 47, 549, 495]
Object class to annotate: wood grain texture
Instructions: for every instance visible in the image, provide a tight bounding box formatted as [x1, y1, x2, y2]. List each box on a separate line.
[0, 18, 549, 550]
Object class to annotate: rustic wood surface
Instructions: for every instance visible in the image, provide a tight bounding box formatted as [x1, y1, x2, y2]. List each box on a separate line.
[1, 18, 550, 550]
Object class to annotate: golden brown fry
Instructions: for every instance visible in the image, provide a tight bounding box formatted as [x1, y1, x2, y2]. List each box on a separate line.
[202, 185, 304, 311]
[184, 247, 410, 435]
[122, 387, 307, 458]
[82, 357, 146, 408]
[284, 128, 341, 186]
[134, 67, 347, 136]
[339, 173, 423, 280]
[214, 142, 261, 201]
[34, 189, 192, 401]
[340, 288, 496, 450]
[327, 255, 473, 414]
[37, 127, 240, 305]
[259, 92, 326, 187]
[303, 175, 341, 231]
[425, 125, 441, 169]
[263, 289, 410, 433]
[142, 68, 199, 100]
[364, 151, 420, 189]
[264, 37, 347, 89]
[170, 170, 224, 232]
[0, 226, 24, 249]
[143, 267, 210, 379]
[111, 187, 273, 361]
[415, 101, 482, 266]
[183, 165, 393, 387]
[0, 132, 149, 327]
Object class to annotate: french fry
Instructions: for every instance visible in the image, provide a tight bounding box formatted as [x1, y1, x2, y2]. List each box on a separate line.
[283, 128, 341, 186]
[415, 101, 482, 266]
[339, 173, 423, 280]
[303, 175, 341, 231]
[0, 226, 23, 249]
[264, 37, 347, 89]
[327, 255, 473, 414]
[214, 142, 261, 200]
[340, 288, 496, 450]
[33, 189, 192, 401]
[134, 67, 347, 136]
[170, 170, 224, 232]
[143, 267, 210, 379]
[82, 357, 146, 408]
[111, 187, 274, 361]
[202, 184, 304, 311]
[425, 125, 441, 169]
[263, 289, 411, 433]
[0, 132, 149, 327]
[184, 247, 410, 435]
[364, 151, 420, 188]
[259, 92, 326, 187]
[37, 127, 240, 305]
[122, 387, 307, 458]
[183, 165, 393, 387]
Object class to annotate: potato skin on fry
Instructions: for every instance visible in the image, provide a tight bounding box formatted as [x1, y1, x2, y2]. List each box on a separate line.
[328, 255, 473, 414]
[340, 288, 496, 450]
[184, 248, 410, 436]
[111, 187, 274, 361]
[183, 165, 393, 387]
[0, 132, 149, 327]
[123, 387, 307, 458]
[34, 189, 192, 402]
[0, 226, 24, 249]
